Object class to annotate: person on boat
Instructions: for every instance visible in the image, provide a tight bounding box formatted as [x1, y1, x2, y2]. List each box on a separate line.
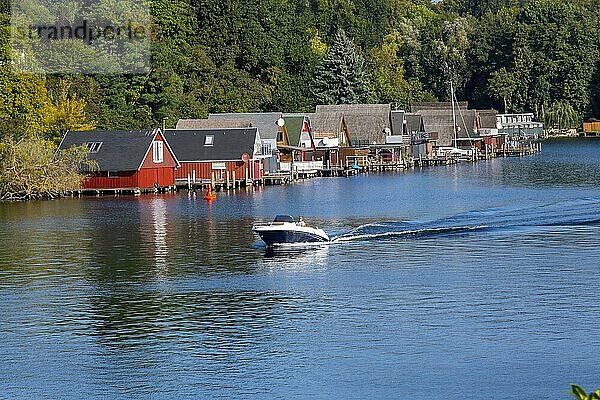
[297, 216, 306, 227]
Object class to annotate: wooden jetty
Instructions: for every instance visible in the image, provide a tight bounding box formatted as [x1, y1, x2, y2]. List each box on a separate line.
[70, 185, 177, 197]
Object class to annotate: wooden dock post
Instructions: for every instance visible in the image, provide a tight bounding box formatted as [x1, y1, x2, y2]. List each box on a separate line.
[233, 171, 236, 188]
[187, 174, 191, 190]
[226, 171, 230, 190]
[192, 170, 196, 184]
[211, 172, 215, 189]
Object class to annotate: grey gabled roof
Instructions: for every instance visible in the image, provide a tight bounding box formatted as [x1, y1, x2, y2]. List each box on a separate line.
[391, 110, 405, 135]
[176, 119, 251, 130]
[316, 104, 392, 145]
[405, 113, 425, 134]
[163, 128, 259, 162]
[208, 112, 282, 141]
[57, 129, 159, 171]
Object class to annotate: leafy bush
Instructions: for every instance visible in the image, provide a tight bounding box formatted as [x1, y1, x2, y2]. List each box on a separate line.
[0, 137, 97, 201]
[571, 385, 600, 400]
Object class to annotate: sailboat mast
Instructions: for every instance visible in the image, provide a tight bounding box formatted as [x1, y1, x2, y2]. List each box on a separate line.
[450, 80, 457, 147]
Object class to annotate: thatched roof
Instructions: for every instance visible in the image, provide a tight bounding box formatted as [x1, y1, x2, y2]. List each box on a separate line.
[419, 109, 477, 146]
[176, 119, 251, 130]
[316, 104, 392, 145]
[412, 102, 469, 113]
[477, 109, 498, 129]
[309, 111, 343, 137]
[282, 114, 311, 147]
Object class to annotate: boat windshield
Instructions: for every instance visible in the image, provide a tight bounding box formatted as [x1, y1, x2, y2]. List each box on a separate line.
[273, 215, 295, 223]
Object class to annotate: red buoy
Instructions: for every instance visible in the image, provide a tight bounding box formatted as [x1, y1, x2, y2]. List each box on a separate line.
[204, 184, 216, 201]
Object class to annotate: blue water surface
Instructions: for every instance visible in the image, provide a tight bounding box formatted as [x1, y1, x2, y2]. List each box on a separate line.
[1, 138, 600, 399]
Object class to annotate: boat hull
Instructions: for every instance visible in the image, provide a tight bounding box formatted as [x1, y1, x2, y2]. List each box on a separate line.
[253, 228, 329, 246]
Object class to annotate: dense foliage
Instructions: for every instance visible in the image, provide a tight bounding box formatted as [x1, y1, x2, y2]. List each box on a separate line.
[1, 0, 600, 137]
[0, 138, 96, 200]
[571, 385, 600, 400]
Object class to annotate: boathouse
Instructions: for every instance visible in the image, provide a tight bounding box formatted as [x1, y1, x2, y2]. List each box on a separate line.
[412, 102, 478, 147]
[308, 110, 367, 168]
[207, 112, 292, 172]
[281, 114, 316, 164]
[497, 113, 544, 139]
[57, 129, 179, 190]
[405, 113, 426, 138]
[477, 109, 507, 153]
[164, 128, 263, 184]
[315, 104, 393, 146]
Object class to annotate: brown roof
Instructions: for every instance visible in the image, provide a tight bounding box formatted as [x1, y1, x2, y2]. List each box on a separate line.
[411, 102, 469, 113]
[315, 104, 392, 145]
[176, 119, 251, 130]
[419, 109, 477, 146]
[308, 112, 344, 136]
[477, 109, 498, 129]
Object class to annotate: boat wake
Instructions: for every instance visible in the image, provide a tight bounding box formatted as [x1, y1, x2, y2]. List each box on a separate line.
[329, 197, 600, 244]
[330, 223, 488, 243]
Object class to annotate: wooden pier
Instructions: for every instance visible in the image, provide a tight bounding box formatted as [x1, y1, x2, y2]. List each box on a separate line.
[70, 185, 177, 197]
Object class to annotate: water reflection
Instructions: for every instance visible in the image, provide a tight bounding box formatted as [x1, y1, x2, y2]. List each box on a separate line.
[261, 245, 330, 271]
[148, 197, 168, 272]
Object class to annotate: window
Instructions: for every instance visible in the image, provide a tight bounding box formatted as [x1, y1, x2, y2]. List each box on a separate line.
[85, 142, 103, 153]
[204, 135, 214, 146]
[152, 141, 164, 163]
[107, 171, 119, 178]
[262, 143, 272, 156]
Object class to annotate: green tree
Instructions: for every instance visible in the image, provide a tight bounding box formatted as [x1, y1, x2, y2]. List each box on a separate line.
[313, 30, 372, 105]
[544, 100, 580, 130]
[45, 81, 96, 142]
[488, 67, 517, 113]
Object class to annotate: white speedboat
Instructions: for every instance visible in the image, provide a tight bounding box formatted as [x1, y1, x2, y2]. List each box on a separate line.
[252, 215, 329, 246]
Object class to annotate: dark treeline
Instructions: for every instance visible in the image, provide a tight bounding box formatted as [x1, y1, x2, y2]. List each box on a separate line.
[1, 0, 600, 143]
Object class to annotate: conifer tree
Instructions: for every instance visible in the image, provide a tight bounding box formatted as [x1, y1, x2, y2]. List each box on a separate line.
[313, 30, 372, 105]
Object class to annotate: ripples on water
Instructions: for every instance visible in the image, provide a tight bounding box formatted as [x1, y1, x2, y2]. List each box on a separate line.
[1, 139, 600, 399]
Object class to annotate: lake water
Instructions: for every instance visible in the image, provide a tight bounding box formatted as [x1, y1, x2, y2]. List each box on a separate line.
[1, 139, 600, 399]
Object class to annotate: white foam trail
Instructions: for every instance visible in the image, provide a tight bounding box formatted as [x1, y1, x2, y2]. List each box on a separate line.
[330, 225, 488, 243]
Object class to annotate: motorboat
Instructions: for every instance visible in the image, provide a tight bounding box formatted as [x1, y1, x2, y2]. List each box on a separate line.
[252, 215, 329, 246]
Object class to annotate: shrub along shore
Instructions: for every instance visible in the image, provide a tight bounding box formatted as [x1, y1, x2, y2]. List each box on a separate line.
[0, 137, 95, 201]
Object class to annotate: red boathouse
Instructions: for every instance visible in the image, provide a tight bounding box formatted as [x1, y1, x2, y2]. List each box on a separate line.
[163, 128, 264, 183]
[57, 129, 179, 189]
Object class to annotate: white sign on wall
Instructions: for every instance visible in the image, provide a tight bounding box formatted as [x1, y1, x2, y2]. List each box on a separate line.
[211, 162, 226, 170]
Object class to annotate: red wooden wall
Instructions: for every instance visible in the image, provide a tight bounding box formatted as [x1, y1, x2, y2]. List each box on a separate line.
[175, 160, 263, 181]
[83, 133, 177, 189]
[83, 168, 175, 189]
[84, 171, 138, 189]
[140, 133, 178, 169]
